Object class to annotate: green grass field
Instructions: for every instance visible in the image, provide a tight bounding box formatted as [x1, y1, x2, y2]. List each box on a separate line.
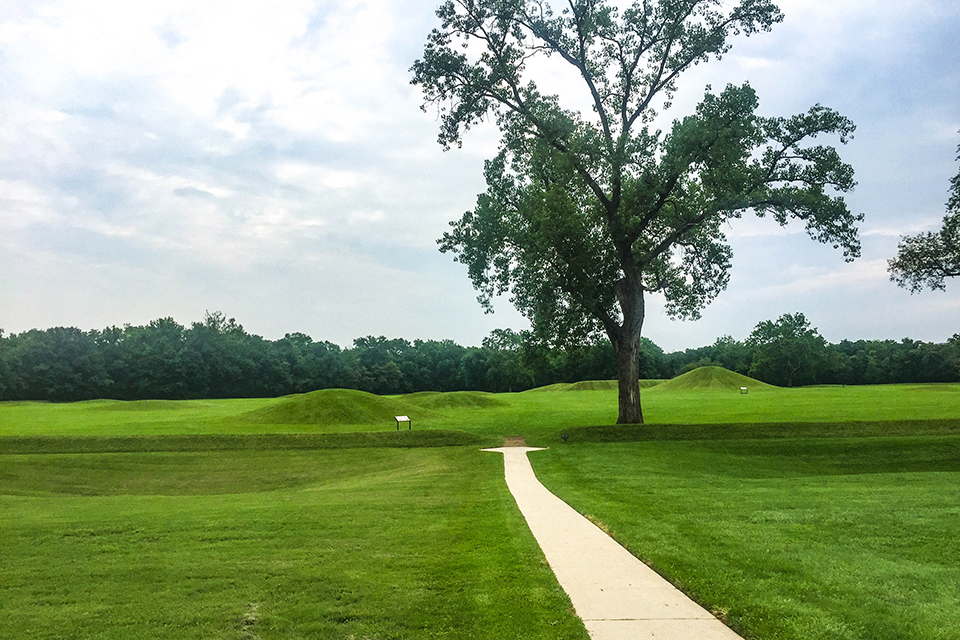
[2, 446, 588, 639]
[532, 438, 960, 640]
[2, 368, 959, 639]
[4, 368, 960, 441]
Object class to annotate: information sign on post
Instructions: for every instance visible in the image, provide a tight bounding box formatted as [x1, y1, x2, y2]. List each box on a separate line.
[395, 416, 411, 430]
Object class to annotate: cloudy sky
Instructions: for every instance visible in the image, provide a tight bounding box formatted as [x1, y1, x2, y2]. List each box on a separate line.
[1, 0, 958, 351]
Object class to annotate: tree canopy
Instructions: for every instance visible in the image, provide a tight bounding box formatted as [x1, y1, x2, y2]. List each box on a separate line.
[412, 0, 862, 423]
[747, 312, 827, 387]
[3, 313, 957, 402]
[888, 137, 960, 291]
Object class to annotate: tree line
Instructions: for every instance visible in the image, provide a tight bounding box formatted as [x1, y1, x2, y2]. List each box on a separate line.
[667, 313, 960, 387]
[0, 312, 632, 402]
[0, 312, 957, 402]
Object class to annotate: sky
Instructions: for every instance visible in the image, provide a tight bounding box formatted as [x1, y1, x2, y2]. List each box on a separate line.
[1, 0, 958, 352]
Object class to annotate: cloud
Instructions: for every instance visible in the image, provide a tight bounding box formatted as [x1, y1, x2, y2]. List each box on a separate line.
[748, 259, 891, 299]
[0, 0, 958, 350]
[862, 219, 947, 238]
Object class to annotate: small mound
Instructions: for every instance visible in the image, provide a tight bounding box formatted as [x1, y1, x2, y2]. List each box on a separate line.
[240, 389, 427, 425]
[404, 391, 506, 409]
[653, 366, 772, 391]
[524, 383, 573, 392]
[401, 391, 442, 400]
[527, 379, 666, 392]
[566, 380, 618, 391]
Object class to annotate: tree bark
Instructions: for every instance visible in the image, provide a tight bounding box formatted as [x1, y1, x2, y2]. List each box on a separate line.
[614, 331, 644, 424]
[613, 276, 645, 424]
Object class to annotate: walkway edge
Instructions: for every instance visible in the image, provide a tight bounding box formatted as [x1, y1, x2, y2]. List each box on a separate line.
[483, 446, 745, 640]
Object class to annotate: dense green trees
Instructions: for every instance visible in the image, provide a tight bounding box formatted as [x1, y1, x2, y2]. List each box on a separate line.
[0, 313, 956, 401]
[0, 313, 622, 401]
[747, 313, 828, 387]
[2, 327, 108, 401]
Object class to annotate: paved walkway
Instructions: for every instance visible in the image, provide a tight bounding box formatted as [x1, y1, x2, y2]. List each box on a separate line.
[483, 446, 744, 640]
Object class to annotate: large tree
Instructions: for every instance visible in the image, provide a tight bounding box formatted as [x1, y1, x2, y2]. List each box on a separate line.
[888, 138, 960, 292]
[748, 312, 827, 387]
[412, 0, 861, 423]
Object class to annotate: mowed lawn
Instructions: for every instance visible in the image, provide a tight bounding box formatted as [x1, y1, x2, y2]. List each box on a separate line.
[1, 445, 589, 640]
[3, 378, 960, 639]
[3, 381, 960, 441]
[532, 436, 960, 640]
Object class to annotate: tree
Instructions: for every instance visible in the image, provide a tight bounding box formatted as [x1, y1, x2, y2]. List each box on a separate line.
[1, 327, 110, 401]
[413, 0, 862, 423]
[107, 318, 188, 399]
[888, 137, 960, 291]
[710, 334, 754, 375]
[479, 328, 536, 391]
[747, 312, 827, 387]
[183, 312, 262, 398]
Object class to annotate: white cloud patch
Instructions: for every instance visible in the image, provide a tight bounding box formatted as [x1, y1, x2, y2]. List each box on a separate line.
[751, 259, 891, 299]
[862, 218, 945, 237]
[0, 180, 61, 232]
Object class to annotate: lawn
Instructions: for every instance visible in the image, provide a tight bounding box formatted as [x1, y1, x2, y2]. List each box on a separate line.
[1, 444, 589, 640]
[532, 436, 960, 640]
[2, 374, 959, 639]
[3, 377, 959, 441]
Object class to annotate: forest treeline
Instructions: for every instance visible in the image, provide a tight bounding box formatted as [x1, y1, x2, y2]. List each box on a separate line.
[1, 312, 958, 402]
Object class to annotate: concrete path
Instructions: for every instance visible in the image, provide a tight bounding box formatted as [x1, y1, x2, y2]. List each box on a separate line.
[483, 446, 744, 640]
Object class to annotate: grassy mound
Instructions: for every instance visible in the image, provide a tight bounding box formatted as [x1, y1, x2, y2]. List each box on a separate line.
[528, 379, 665, 392]
[653, 366, 772, 392]
[566, 380, 618, 391]
[524, 382, 573, 392]
[240, 389, 429, 425]
[403, 390, 506, 409]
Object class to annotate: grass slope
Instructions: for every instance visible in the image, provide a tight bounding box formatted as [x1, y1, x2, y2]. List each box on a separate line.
[651, 366, 772, 391]
[526, 379, 663, 392]
[402, 390, 507, 409]
[566, 380, 618, 391]
[1, 447, 589, 640]
[239, 388, 432, 425]
[0, 430, 489, 455]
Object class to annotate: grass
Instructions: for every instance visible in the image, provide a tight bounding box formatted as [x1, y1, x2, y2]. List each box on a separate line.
[4, 377, 960, 442]
[1, 444, 589, 639]
[531, 436, 960, 640]
[0, 429, 489, 455]
[652, 366, 773, 391]
[3, 373, 960, 639]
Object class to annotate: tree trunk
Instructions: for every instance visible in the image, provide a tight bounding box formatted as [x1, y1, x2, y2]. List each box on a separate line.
[615, 332, 644, 424]
[612, 276, 645, 424]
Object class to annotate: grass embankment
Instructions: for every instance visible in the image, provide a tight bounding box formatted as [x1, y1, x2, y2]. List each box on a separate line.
[1, 444, 589, 640]
[0, 429, 487, 455]
[532, 435, 960, 640]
